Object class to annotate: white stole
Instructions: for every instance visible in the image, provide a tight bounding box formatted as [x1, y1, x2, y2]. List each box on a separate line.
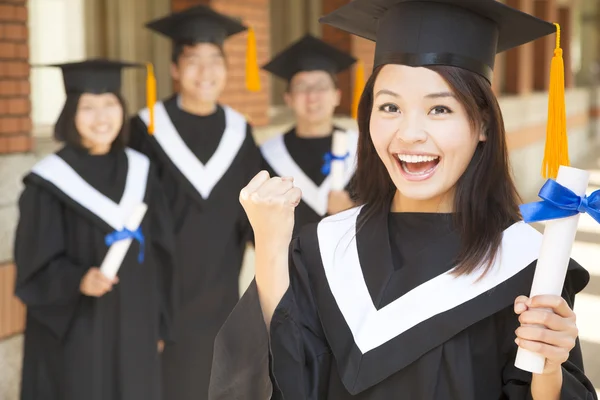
[316, 207, 543, 354]
[260, 130, 358, 216]
[31, 148, 149, 231]
[139, 102, 247, 199]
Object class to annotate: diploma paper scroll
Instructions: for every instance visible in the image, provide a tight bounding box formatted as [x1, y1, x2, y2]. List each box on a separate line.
[514, 166, 590, 374]
[330, 130, 349, 191]
[100, 203, 148, 280]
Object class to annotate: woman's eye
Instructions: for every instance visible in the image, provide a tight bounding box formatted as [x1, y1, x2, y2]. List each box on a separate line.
[430, 106, 452, 115]
[379, 103, 400, 113]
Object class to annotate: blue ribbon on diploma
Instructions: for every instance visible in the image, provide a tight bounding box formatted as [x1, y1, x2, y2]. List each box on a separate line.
[322, 152, 350, 176]
[104, 227, 145, 263]
[519, 179, 600, 224]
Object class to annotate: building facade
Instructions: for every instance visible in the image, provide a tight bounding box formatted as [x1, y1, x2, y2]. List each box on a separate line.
[1, 0, 600, 398]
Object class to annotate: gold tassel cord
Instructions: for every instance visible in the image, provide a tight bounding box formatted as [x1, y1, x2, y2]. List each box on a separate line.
[541, 22, 569, 179]
[246, 27, 261, 92]
[351, 60, 365, 120]
[146, 63, 157, 135]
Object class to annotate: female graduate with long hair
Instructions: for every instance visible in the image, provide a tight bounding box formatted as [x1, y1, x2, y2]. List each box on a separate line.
[14, 59, 175, 400]
[208, 1, 598, 399]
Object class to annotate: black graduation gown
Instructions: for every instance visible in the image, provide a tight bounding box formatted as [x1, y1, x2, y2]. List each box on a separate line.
[260, 127, 358, 237]
[129, 95, 263, 400]
[14, 145, 176, 400]
[209, 205, 597, 400]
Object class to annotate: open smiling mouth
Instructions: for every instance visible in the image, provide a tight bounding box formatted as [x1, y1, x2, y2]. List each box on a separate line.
[396, 154, 441, 180]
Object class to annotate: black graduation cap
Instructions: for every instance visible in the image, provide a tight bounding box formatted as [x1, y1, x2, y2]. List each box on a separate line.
[263, 34, 357, 82]
[45, 58, 145, 95]
[319, 0, 557, 83]
[145, 4, 247, 45]
[321, 0, 569, 180]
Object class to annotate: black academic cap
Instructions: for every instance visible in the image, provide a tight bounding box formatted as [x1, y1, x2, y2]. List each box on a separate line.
[319, 0, 557, 83]
[263, 34, 357, 82]
[44, 58, 145, 95]
[145, 4, 247, 45]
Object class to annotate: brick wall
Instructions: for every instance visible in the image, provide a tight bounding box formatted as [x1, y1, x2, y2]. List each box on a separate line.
[321, 0, 377, 117]
[322, 0, 352, 116]
[352, 36, 375, 87]
[171, 0, 271, 126]
[0, 0, 31, 154]
[0, 0, 30, 341]
[172, 0, 209, 12]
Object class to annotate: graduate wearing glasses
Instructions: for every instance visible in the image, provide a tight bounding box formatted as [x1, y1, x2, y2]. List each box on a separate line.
[260, 34, 359, 236]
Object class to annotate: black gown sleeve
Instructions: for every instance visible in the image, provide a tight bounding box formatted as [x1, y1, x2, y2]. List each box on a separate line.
[237, 123, 264, 247]
[209, 236, 331, 400]
[501, 261, 597, 399]
[13, 184, 89, 340]
[147, 167, 178, 343]
[128, 116, 149, 154]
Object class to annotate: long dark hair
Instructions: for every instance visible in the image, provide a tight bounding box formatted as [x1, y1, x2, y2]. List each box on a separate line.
[54, 92, 129, 151]
[353, 65, 521, 276]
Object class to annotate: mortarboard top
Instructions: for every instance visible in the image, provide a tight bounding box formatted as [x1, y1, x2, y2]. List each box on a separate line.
[319, 0, 557, 83]
[262, 34, 357, 82]
[38, 58, 158, 134]
[320, 0, 569, 180]
[145, 4, 247, 46]
[44, 59, 145, 95]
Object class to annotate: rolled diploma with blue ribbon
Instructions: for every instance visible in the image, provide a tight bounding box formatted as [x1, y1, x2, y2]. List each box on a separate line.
[514, 166, 590, 374]
[330, 130, 348, 191]
[100, 203, 148, 280]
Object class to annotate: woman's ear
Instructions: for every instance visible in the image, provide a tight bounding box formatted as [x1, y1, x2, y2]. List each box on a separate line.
[478, 123, 487, 142]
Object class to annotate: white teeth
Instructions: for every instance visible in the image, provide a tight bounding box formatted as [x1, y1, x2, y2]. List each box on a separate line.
[397, 154, 439, 163]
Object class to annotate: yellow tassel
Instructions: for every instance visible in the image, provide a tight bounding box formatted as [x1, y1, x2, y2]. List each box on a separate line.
[146, 63, 157, 135]
[541, 23, 569, 179]
[245, 27, 261, 92]
[351, 60, 365, 120]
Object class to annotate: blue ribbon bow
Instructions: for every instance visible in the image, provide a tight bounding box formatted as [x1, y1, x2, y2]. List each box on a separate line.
[519, 179, 600, 224]
[321, 152, 350, 176]
[105, 227, 145, 263]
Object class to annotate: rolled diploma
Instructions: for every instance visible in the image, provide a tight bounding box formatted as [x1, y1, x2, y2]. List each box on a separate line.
[100, 203, 148, 280]
[514, 166, 590, 374]
[330, 130, 349, 191]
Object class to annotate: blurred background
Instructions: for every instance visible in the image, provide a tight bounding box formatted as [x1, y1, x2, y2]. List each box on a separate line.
[0, 0, 599, 398]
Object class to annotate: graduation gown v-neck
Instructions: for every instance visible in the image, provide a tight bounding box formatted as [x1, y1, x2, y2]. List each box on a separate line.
[129, 95, 263, 399]
[14, 145, 176, 400]
[209, 205, 597, 400]
[260, 127, 358, 237]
